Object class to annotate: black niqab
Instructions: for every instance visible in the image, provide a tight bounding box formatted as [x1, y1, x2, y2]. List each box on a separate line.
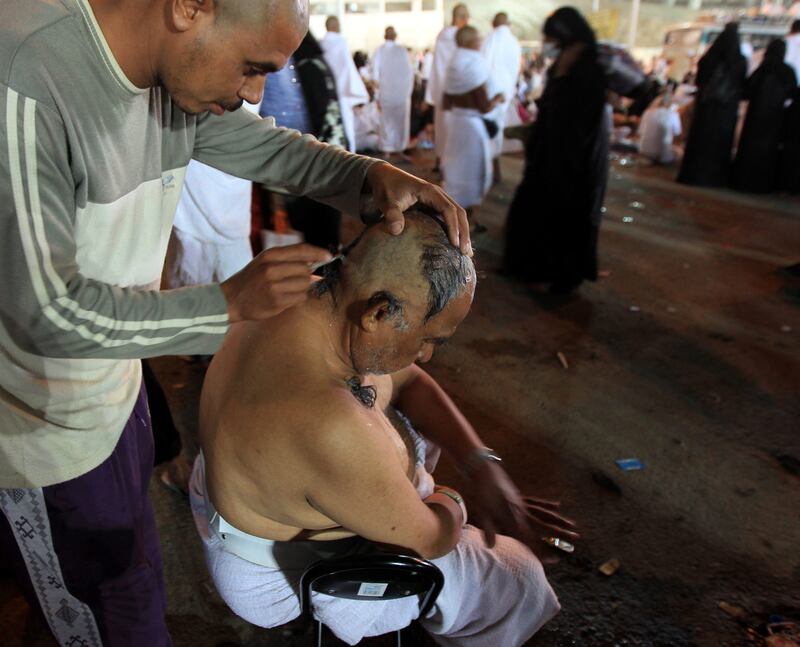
[678, 22, 747, 187]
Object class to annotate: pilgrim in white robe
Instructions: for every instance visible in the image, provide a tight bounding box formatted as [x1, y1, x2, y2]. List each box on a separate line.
[442, 49, 494, 209]
[481, 24, 522, 158]
[786, 32, 800, 84]
[320, 31, 370, 152]
[425, 25, 458, 159]
[639, 103, 682, 165]
[373, 40, 415, 153]
[166, 101, 261, 287]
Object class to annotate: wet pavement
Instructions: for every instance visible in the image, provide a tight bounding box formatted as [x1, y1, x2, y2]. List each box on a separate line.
[2, 151, 799, 646]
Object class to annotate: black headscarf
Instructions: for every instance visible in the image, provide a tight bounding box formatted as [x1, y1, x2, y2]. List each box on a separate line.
[292, 32, 347, 147]
[762, 38, 787, 66]
[543, 7, 597, 49]
[701, 22, 741, 70]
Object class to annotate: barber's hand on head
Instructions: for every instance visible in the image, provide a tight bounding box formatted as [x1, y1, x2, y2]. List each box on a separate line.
[466, 461, 579, 554]
[365, 162, 472, 256]
[220, 244, 332, 323]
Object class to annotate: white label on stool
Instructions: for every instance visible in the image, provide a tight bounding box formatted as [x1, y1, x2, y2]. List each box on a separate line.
[357, 582, 389, 597]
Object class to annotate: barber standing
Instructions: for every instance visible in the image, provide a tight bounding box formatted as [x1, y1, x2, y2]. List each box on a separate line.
[0, 0, 470, 645]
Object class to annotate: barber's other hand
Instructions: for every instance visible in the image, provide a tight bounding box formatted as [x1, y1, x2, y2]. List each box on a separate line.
[220, 244, 332, 323]
[467, 461, 579, 549]
[365, 162, 472, 256]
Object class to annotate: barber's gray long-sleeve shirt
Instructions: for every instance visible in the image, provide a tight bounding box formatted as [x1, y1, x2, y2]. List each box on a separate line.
[0, 0, 376, 487]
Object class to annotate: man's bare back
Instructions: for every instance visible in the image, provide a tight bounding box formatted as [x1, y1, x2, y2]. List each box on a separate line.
[200, 303, 418, 543]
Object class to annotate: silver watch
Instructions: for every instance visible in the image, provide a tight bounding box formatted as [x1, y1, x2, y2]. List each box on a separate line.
[461, 446, 502, 476]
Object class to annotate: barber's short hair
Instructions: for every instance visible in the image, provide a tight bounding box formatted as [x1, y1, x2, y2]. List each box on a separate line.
[456, 25, 479, 48]
[214, 0, 308, 31]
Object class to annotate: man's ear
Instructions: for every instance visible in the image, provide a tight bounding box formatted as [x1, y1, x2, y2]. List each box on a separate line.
[170, 0, 215, 32]
[360, 291, 404, 332]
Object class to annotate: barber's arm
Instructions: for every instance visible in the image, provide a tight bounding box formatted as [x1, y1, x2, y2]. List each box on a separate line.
[0, 90, 233, 359]
[392, 365, 579, 548]
[192, 108, 472, 255]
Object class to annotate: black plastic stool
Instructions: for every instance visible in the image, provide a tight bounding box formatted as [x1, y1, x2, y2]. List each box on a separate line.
[299, 553, 444, 646]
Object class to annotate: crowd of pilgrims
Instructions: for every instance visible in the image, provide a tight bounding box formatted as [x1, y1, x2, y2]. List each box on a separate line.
[341, 11, 800, 297]
[168, 6, 800, 314]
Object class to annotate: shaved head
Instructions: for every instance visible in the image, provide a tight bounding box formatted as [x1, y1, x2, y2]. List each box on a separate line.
[456, 25, 479, 48]
[493, 12, 508, 27]
[314, 211, 475, 375]
[214, 0, 309, 31]
[452, 3, 470, 27]
[325, 15, 340, 32]
[317, 211, 475, 324]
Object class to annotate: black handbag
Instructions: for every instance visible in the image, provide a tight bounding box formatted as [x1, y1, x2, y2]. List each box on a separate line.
[482, 118, 499, 138]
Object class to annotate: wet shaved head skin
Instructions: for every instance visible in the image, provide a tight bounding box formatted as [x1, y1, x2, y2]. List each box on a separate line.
[330, 213, 475, 375]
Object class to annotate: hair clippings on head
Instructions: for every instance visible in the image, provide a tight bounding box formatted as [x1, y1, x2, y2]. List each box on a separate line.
[346, 377, 377, 409]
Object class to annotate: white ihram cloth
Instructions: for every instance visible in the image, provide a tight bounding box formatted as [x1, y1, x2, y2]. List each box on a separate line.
[167, 101, 260, 286]
[639, 105, 682, 165]
[373, 41, 415, 153]
[189, 417, 559, 647]
[422, 51, 434, 81]
[442, 49, 494, 208]
[425, 25, 458, 158]
[786, 33, 800, 84]
[321, 32, 370, 152]
[481, 24, 522, 158]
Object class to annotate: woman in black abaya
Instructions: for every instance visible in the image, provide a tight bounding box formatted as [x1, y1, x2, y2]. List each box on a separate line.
[732, 40, 797, 193]
[678, 22, 747, 187]
[779, 86, 800, 194]
[503, 7, 608, 294]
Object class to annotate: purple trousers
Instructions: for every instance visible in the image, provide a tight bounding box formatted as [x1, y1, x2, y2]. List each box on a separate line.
[0, 383, 171, 646]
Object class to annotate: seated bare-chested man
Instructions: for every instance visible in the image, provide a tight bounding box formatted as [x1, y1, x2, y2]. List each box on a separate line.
[189, 212, 577, 646]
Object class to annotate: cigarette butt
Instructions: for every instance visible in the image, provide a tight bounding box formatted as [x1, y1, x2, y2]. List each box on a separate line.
[599, 558, 621, 576]
[718, 601, 746, 619]
[557, 352, 569, 369]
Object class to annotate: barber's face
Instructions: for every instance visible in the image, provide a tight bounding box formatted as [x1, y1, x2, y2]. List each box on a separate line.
[352, 289, 474, 376]
[162, 5, 305, 115]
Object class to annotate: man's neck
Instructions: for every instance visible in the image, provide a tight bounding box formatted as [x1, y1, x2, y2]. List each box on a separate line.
[87, 0, 161, 88]
[304, 292, 362, 383]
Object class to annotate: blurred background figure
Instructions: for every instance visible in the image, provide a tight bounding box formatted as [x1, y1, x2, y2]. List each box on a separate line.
[638, 90, 682, 165]
[320, 15, 369, 153]
[442, 25, 504, 232]
[166, 102, 261, 290]
[371, 26, 415, 160]
[353, 50, 371, 82]
[426, 3, 470, 171]
[678, 22, 746, 188]
[504, 7, 608, 295]
[481, 12, 522, 183]
[260, 33, 346, 252]
[779, 85, 800, 193]
[420, 47, 434, 95]
[785, 19, 800, 82]
[732, 39, 797, 194]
